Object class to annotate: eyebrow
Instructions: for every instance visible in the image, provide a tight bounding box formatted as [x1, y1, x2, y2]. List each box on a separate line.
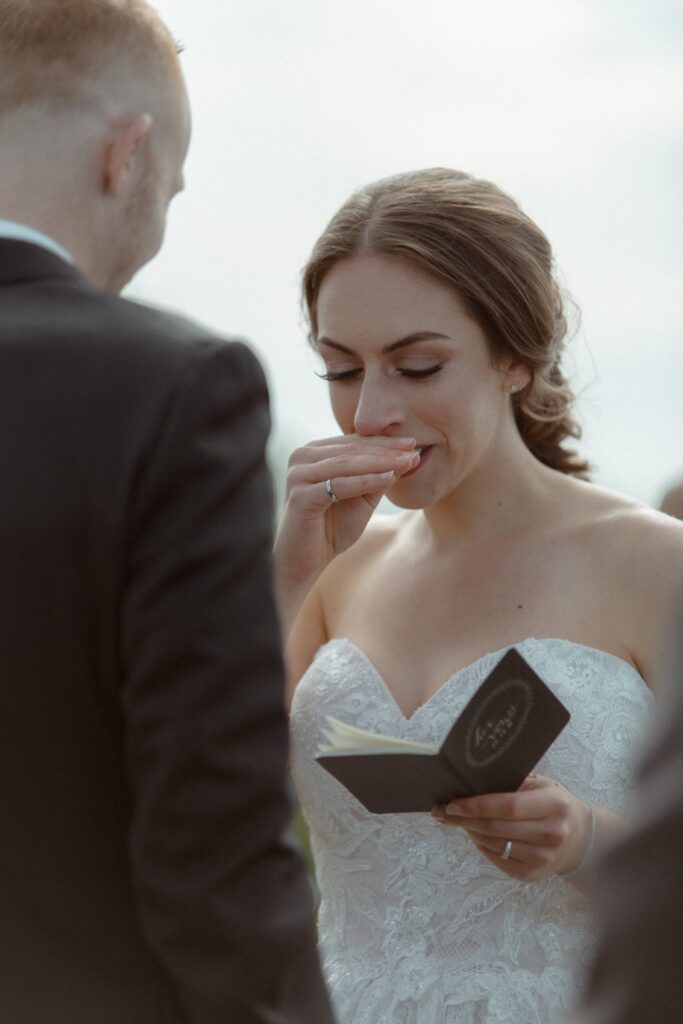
[317, 331, 451, 355]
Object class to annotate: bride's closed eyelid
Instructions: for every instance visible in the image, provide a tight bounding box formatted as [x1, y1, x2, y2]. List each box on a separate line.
[398, 364, 443, 379]
[315, 367, 361, 382]
[316, 364, 444, 382]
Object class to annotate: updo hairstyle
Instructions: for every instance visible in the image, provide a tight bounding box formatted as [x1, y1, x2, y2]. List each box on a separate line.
[302, 168, 589, 478]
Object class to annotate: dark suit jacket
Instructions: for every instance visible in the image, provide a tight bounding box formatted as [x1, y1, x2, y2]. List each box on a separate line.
[578, 605, 683, 1024]
[0, 239, 334, 1024]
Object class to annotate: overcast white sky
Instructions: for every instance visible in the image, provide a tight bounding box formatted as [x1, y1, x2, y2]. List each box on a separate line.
[130, 0, 683, 508]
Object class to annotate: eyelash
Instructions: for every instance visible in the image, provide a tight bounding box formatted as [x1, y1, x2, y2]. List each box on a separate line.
[317, 364, 444, 383]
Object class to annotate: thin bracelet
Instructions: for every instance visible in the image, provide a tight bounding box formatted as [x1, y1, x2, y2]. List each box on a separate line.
[563, 800, 597, 878]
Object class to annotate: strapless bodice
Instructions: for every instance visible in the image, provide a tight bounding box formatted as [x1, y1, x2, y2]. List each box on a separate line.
[290, 637, 655, 1024]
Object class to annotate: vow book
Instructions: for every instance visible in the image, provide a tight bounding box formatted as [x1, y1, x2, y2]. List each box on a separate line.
[315, 648, 570, 813]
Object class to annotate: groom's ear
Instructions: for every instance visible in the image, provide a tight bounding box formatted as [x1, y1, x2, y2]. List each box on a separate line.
[100, 113, 153, 197]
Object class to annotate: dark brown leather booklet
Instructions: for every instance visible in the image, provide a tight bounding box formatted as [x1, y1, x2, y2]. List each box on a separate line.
[315, 648, 570, 813]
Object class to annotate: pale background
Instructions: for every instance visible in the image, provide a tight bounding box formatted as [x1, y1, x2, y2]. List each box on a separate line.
[130, 0, 683, 508]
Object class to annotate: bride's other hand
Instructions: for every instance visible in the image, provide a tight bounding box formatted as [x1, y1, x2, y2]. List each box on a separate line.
[274, 433, 419, 629]
[431, 774, 614, 887]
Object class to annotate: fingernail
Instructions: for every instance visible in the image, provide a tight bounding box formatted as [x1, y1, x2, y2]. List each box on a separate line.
[396, 452, 419, 463]
[377, 471, 395, 482]
[445, 803, 466, 816]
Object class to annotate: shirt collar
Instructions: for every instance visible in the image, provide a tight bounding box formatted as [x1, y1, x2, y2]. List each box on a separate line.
[0, 220, 74, 266]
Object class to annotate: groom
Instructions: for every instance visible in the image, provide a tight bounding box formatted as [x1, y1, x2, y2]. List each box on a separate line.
[0, 2, 333, 1023]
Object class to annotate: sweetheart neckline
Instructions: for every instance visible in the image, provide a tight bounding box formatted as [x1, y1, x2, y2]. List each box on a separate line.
[316, 636, 650, 722]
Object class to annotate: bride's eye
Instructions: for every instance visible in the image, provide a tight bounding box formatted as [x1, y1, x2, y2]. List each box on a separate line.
[399, 364, 443, 380]
[315, 368, 362, 382]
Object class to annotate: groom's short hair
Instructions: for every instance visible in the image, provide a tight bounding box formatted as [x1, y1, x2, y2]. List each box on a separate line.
[0, 0, 183, 117]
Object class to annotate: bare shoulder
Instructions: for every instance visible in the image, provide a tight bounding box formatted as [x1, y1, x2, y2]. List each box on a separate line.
[660, 479, 683, 519]
[567, 481, 682, 586]
[318, 511, 408, 597]
[571, 482, 683, 683]
[347, 510, 408, 552]
[582, 483, 683, 561]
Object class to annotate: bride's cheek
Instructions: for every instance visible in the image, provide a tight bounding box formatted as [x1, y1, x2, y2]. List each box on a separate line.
[332, 400, 357, 433]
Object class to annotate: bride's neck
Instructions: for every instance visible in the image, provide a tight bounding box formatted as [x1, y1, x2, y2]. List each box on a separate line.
[420, 444, 562, 549]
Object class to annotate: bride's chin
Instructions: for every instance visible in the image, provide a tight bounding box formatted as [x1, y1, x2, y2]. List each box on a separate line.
[384, 483, 432, 511]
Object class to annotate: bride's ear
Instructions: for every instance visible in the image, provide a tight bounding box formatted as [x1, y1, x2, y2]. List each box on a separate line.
[501, 362, 531, 394]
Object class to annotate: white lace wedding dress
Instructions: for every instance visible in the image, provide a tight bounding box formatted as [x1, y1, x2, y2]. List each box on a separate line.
[290, 637, 655, 1024]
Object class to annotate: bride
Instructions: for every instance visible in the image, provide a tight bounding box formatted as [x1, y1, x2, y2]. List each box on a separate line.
[274, 168, 683, 1023]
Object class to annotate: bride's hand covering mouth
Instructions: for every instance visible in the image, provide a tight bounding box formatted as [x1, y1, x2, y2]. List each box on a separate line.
[274, 433, 419, 629]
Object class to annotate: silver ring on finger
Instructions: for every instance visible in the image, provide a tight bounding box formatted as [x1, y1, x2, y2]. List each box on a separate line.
[501, 840, 513, 861]
[325, 478, 340, 503]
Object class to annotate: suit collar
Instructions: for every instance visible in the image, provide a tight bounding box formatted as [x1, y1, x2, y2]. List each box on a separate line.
[0, 220, 74, 265]
[0, 238, 87, 287]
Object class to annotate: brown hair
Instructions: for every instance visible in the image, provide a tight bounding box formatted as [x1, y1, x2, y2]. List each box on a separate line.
[0, 0, 183, 115]
[303, 168, 590, 478]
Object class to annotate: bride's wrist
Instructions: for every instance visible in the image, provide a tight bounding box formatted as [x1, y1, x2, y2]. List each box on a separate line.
[561, 800, 597, 878]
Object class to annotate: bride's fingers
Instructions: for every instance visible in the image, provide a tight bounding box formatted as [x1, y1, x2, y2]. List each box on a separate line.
[288, 450, 420, 492]
[298, 434, 416, 452]
[430, 810, 562, 877]
[460, 820, 569, 869]
[291, 450, 417, 476]
[470, 841, 545, 881]
[470, 834, 534, 860]
[289, 435, 417, 465]
[306, 470, 399, 510]
[469, 833, 560, 876]
[457, 817, 566, 846]
[441, 775, 563, 825]
[433, 804, 566, 849]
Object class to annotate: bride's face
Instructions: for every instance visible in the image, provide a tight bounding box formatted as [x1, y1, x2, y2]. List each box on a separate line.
[314, 252, 529, 509]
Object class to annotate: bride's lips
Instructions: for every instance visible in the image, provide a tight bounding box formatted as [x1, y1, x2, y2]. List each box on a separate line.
[402, 446, 432, 477]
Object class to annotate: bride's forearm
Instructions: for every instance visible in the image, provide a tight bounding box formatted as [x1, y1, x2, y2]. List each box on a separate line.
[273, 565, 320, 643]
[273, 508, 329, 643]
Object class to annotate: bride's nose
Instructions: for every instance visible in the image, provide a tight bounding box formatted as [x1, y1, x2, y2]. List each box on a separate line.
[353, 376, 404, 436]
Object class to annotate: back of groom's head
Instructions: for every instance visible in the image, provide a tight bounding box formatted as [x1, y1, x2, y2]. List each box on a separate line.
[0, 0, 182, 114]
[0, 0, 191, 292]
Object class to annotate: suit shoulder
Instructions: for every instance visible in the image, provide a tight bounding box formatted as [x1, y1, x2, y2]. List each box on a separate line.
[54, 283, 267, 395]
[98, 290, 260, 368]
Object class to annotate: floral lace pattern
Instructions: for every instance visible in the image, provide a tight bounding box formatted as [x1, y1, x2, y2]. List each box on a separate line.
[290, 637, 656, 1024]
